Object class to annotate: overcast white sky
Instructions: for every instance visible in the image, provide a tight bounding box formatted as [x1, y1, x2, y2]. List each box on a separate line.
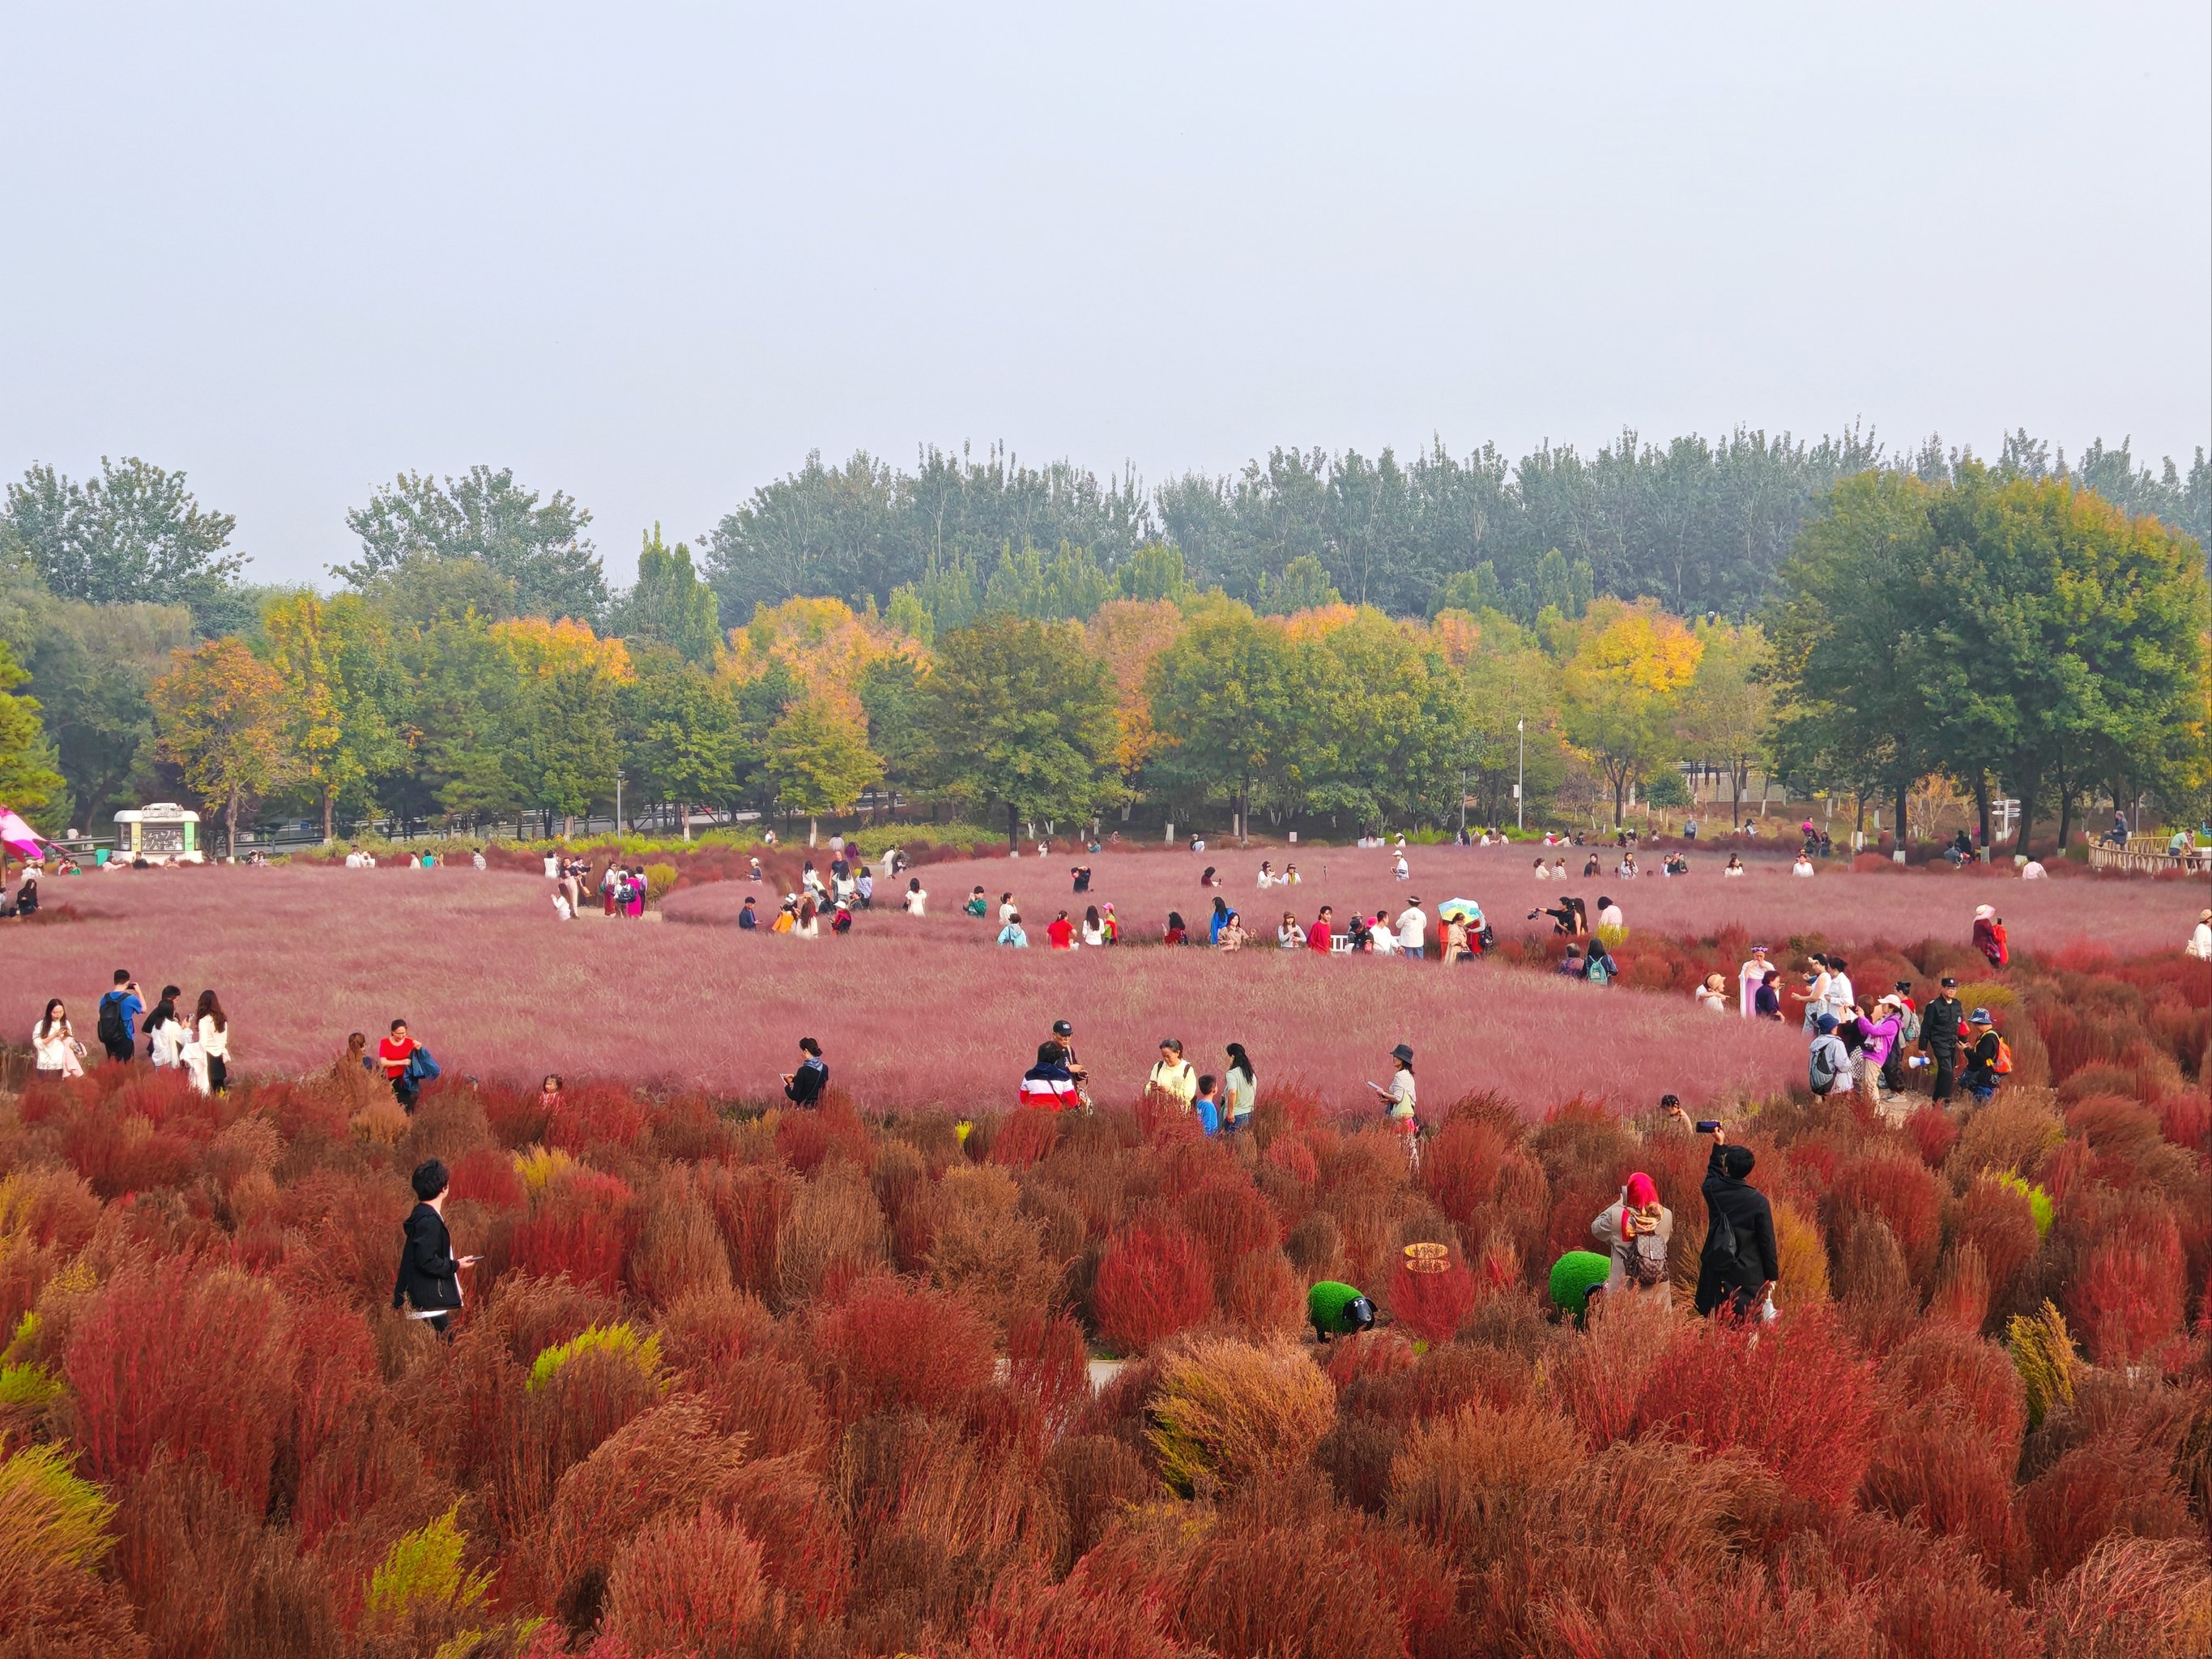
[2, 3, 2206, 588]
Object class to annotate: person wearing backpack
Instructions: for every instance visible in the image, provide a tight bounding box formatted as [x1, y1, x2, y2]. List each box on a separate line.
[1589, 1171, 1673, 1298]
[1961, 1008, 2008, 1104]
[1808, 1013, 1853, 1098]
[1669, 1107, 1778, 1319]
[96, 970, 144, 1065]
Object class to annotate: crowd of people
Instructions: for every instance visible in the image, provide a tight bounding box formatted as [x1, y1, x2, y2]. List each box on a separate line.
[33, 970, 235, 1095]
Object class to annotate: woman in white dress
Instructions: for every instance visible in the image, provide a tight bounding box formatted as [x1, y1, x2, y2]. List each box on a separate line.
[193, 989, 232, 1095]
[1737, 946, 1771, 1019]
[902, 878, 927, 915]
[32, 1000, 85, 1077]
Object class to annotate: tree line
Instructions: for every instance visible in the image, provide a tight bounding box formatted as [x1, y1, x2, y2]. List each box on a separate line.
[0, 443, 2204, 856]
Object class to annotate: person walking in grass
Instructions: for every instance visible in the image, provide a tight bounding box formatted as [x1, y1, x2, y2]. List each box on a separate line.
[1920, 976, 1964, 1104]
[96, 970, 144, 1065]
[1307, 1279, 1376, 1341]
[782, 1037, 829, 1107]
[1668, 1105, 1777, 1320]
[1396, 897, 1428, 963]
[393, 1158, 477, 1340]
[1147, 1038, 1198, 1111]
[1961, 1008, 2006, 1105]
[1369, 1043, 1419, 1168]
[1589, 1169, 1673, 1298]
[379, 1017, 424, 1111]
[1222, 1043, 1255, 1132]
[193, 990, 232, 1096]
[1737, 945, 1771, 1019]
[144, 986, 187, 1068]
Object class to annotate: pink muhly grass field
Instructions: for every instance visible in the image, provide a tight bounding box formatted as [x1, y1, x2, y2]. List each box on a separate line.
[5, 864, 1802, 1114]
[847, 842, 2198, 958]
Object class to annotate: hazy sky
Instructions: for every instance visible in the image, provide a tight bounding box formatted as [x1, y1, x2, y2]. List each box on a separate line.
[3, 3, 2206, 589]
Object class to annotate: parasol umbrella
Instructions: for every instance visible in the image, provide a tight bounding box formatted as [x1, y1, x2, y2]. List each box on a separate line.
[1436, 897, 1484, 922]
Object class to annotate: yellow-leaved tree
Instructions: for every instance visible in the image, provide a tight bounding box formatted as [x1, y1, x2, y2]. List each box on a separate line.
[151, 638, 296, 856]
[1559, 599, 1703, 826]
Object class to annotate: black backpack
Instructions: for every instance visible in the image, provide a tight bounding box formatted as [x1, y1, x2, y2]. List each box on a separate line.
[96, 992, 127, 1048]
[1703, 1204, 1742, 1275]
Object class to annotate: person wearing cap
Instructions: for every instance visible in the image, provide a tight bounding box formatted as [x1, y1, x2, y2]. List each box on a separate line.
[1737, 945, 1771, 1019]
[1049, 1018, 1089, 1094]
[1808, 1013, 1853, 1098]
[1971, 905, 2009, 970]
[1855, 996, 1905, 1120]
[1668, 1107, 1778, 1320]
[1961, 1009, 2004, 1104]
[2190, 910, 2212, 961]
[1920, 978, 1965, 1102]
[1306, 1279, 1376, 1342]
[1146, 1038, 1197, 1111]
[1589, 1170, 1674, 1296]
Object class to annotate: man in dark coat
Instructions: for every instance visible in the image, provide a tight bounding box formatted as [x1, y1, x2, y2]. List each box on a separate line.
[392, 1158, 475, 1338]
[1669, 1108, 1778, 1317]
[1919, 977, 1965, 1103]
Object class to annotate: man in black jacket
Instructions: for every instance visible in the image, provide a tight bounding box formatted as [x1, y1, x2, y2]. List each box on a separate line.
[1669, 1107, 1778, 1317]
[1919, 977, 1965, 1103]
[392, 1159, 475, 1338]
[782, 1037, 828, 1107]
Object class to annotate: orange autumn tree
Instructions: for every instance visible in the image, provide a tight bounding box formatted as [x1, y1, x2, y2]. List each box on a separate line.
[151, 638, 296, 856]
[1559, 598, 1703, 825]
[1084, 599, 1187, 789]
[721, 599, 919, 840]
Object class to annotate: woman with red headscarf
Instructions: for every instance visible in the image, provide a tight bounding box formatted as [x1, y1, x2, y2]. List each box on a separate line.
[1589, 1170, 1674, 1298]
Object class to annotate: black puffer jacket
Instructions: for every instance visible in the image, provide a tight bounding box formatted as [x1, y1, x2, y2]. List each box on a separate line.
[1694, 1143, 1778, 1316]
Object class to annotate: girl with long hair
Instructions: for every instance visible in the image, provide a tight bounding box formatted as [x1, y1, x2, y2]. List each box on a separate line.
[194, 989, 231, 1095]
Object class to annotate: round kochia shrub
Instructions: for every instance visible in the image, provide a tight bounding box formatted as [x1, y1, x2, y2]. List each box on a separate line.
[1091, 1220, 1213, 1355]
[1145, 1337, 1336, 1495]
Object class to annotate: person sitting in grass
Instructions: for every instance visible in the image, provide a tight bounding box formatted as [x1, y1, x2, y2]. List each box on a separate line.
[997, 911, 1029, 948]
[1307, 1279, 1376, 1342]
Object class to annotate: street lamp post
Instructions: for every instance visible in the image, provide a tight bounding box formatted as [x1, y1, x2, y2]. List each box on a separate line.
[614, 771, 624, 838]
[1515, 718, 1526, 832]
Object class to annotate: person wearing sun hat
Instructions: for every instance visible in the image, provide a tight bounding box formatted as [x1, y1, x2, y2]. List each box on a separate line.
[1971, 904, 2009, 970]
[2188, 909, 2212, 961]
[1590, 1169, 1674, 1295]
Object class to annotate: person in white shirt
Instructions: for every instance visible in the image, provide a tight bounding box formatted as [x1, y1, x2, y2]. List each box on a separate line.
[1369, 914, 1398, 956]
[1724, 855, 1745, 877]
[1532, 858, 1549, 880]
[2019, 859, 2047, 881]
[143, 987, 188, 1068]
[552, 891, 573, 920]
[542, 851, 559, 878]
[1550, 857, 1568, 881]
[1396, 900, 1429, 963]
[1276, 912, 1306, 949]
[193, 989, 232, 1095]
[903, 878, 927, 915]
[471, 850, 487, 870]
[1257, 861, 1276, 887]
[1695, 975, 1731, 1013]
[1737, 946, 1771, 1019]
[2188, 909, 2212, 961]
[1596, 896, 1625, 932]
[1080, 905, 1106, 946]
[32, 1000, 85, 1075]
[1821, 958, 1856, 1023]
[998, 893, 1017, 925]
[1792, 855, 1815, 877]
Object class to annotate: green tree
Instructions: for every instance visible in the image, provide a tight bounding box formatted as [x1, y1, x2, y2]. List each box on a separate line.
[263, 593, 406, 842]
[762, 694, 884, 843]
[1144, 600, 1302, 829]
[0, 638, 66, 834]
[1256, 554, 1342, 615]
[1916, 468, 2210, 855]
[339, 467, 607, 625]
[3, 457, 245, 628]
[151, 639, 296, 856]
[918, 615, 1120, 845]
[616, 527, 722, 663]
[1766, 471, 1950, 847]
[620, 650, 744, 838]
[1675, 619, 1772, 826]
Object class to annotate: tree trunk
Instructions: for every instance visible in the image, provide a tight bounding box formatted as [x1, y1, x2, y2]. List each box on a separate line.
[2056, 787, 2073, 855]
[1610, 765, 1628, 827]
[226, 783, 241, 863]
[683, 807, 692, 843]
[2013, 758, 2041, 860]
[1973, 773, 1991, 849]
[1893, 781, 1910, 855]
[1007, 801, 1018, 851]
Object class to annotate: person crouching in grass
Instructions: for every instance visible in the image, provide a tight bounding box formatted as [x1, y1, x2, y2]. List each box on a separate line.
[392, 1158, 477, 1339]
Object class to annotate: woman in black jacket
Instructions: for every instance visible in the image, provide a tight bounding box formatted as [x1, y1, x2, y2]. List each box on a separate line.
[1667, 1107, 1778, 1318]
[392, 1159, 476, 1337]
[783, 1037, 828, 1107]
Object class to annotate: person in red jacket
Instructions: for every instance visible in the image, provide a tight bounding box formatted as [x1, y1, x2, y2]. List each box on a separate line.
[1308, 906, 1334, 953]
[1971, 905, 2008, 969]
[378, 1018, 423, 1111]
[1046, 911, 1076, 949]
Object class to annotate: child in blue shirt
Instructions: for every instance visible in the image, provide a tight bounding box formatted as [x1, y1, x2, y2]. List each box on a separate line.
[1193, 1073, 1221, 1136]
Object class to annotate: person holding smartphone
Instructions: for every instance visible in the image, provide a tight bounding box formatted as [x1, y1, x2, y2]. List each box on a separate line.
[392, 1158, 479, 1340]
[1665, 1101, 1777, 1320]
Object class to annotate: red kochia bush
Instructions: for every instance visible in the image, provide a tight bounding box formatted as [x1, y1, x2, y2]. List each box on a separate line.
[989, 1109, 1062, 1169]
[1631, 1307, 1878, 1503]
[64, 1258, 299, 1511]
[1419, 1117, 1509, 1226]
[1092, 1221, 1214, 1355]
[445, 1146, 526, 1212]
[1384, 1252, 1477, 1348]
[2065, 1218, 2187, 1366]
[812, 1275, 998, 1425]
[1830, 1148, 1945, 1286]
[603, 1510, 769, 1654]
[507, 1169, 637, 1293]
